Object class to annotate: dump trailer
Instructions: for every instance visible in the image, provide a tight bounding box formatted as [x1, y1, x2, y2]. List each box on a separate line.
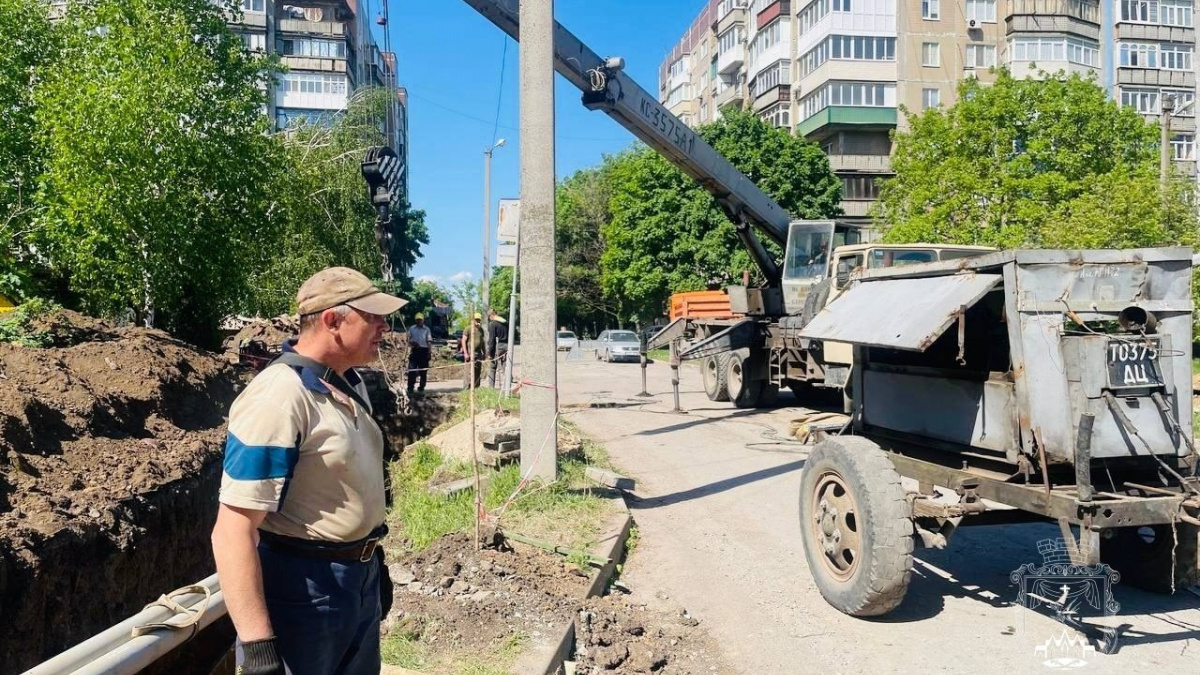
[795, 247, 1200, 617]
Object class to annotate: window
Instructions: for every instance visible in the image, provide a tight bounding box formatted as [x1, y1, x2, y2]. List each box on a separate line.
[1161, 43, 1193, 70]
[1121, 87, 1160, 113]
[1163, 89, 1195, 115]
[241, 0, 264, 13]
[240, 32, 266, 52]
[666, 83, 691, 107]
[751, 60, 789, 97]
[281, 73, 348, 96]
[1120, 42, 1158, 68]
[843, 176, 881, 201]
[800, 81, 895, 121]
[1161, 0, 1193, 27]
[751, 19, 785, 57]
[965, 44, 996, 69]
[760, 102, 790, 128]
[966, 0, 996, 22]
[798, 0, 831, 34]
[922, 88, 941, 110]
[922, 0, 939, 19]
[833, 0, 851, 11]
[1121, 0, 1157, 22]
[718, 0, 748, 19]
[922, 42, 940, 67]
[1013, 37, 1098, 66]
[281, 38, 347, 59]
[719, 26, 743, 53]
[669, 57, 689, 79]
[1172, 133, 1195, 160]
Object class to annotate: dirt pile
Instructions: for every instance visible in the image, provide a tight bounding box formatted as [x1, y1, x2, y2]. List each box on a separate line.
[222, 314, 298, 353]
[0, 310, 246, 670]
[386, 533, 726, 674]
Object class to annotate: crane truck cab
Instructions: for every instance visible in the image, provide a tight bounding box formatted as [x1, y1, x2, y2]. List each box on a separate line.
[669, 220, 995, 408]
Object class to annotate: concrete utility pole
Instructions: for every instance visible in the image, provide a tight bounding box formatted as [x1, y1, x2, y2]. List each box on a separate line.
[519, 0, 557, 482]
[483, 138, 505, 309]
[1161, 94, 1174, 189]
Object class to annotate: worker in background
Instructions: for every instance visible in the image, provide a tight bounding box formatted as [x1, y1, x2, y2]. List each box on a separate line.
[463, 312, 487, 388]
[212, 267, 406, 675]
[406, 312, 432, 395]
[487, 309, 509, 388]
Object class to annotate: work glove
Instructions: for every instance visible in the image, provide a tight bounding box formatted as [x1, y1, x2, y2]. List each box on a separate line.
[237, 636, 284, 675]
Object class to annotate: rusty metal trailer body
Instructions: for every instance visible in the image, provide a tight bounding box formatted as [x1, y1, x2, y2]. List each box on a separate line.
[795, 247, 1200, 617]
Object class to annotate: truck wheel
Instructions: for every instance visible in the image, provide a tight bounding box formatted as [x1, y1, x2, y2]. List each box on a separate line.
[1101, 523, 1198, 593]
[702, 354, 730, 402]
[799, 436, 914, 617]
[726, 349, 763, 409]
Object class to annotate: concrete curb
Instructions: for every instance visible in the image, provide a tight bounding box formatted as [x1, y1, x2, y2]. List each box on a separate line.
[517, 491, 633, 675]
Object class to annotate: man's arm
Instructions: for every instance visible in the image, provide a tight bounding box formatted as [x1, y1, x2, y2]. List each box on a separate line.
[212, 503, 272, 640]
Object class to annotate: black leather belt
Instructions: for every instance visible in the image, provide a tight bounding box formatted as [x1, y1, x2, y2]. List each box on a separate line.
[259, 526, 387, 563]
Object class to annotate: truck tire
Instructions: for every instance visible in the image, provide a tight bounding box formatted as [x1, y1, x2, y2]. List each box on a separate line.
[1101, 523, 1199, 593]
[702, 354, 730, 402]
[799, 436, 914, 617]
[726, 349, 763, 409]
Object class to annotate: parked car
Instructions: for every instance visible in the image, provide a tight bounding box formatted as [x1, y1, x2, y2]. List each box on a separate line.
[556, 330, 578, 352]
[595, 329, 641, 363]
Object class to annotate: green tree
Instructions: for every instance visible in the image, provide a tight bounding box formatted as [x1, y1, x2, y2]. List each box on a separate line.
[0, 0, 59, 299]
[556, 165, 620, 332]
[33, 0, 281, 343]
[244, 87, 429, 318]
[875, 70, 1192, 248]
[600, 108, 841, 324]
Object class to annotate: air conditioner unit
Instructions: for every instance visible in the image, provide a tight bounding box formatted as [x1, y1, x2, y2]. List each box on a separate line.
[968, 18, 978, 29]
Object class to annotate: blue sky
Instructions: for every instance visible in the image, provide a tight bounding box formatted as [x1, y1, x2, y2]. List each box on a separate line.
[379, 0, 703, 287]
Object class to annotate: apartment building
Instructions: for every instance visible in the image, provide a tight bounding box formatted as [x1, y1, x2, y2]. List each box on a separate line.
[660, 0, 1199, 221]
[230, 0, 409, 195]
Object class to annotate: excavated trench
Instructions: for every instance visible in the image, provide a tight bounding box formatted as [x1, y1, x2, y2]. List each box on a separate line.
[0, 313, 453, 674]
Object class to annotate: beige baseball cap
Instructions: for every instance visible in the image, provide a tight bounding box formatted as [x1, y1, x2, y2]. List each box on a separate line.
[296, 267, 408, 316]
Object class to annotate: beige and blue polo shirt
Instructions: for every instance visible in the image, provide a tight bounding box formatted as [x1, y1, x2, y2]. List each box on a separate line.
[219, 343, 385, 543]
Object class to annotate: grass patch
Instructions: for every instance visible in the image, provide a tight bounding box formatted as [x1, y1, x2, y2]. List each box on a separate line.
[1193, 357, 1200, 375]
[388, 422, 617, 555]
[382, 626, 526, 675]
[647, 348, 669, 362]
[0, 298, 57, 347]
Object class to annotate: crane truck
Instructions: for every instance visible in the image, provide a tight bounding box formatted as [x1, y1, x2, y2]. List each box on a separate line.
[458, 0, 989, 409]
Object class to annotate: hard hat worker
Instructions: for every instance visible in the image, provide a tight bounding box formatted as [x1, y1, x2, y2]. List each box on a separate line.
[463, 312, 487, 389]
[487, 309, 509, 389]
[406, 312, 432, 395]
[212, 267, 407, 675]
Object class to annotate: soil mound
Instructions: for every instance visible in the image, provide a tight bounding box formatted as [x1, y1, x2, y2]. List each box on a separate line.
[0, 322, 243, 542]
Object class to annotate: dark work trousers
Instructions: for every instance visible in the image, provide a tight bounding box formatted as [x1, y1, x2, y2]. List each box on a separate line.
[235, 544, 382, 675]
[464, 353, 485, 388]
[407, 346, 430, 392]
[489, 346, 508, 388]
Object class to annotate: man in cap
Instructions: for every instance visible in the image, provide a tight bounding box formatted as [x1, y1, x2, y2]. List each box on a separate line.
[486, 309, 509, 388]
[406, 312, 432, 395]
[463, 312, 487, 388]
[212, 267, 406, 675]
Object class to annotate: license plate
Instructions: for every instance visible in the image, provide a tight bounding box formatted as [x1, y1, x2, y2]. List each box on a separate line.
[1106, 339, 1162, 388]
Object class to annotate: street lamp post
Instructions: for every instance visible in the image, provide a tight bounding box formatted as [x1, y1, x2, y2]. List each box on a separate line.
[483, 138, 506, 311]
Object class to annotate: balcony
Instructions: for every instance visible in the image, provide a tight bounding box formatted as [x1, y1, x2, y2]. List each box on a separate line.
[757, 1, 789, 29]
[278, 19, 345, 37]
[1116, 23, 1195, 42]
[718, 45, 746, 74]
[796, 106, 898, 137]
[827, 154, 892, 173]
[717, 0, 748, 34]
[751, 84, 790, 111]
[839, 199, 875, 218]
[1006, 0, 1099, 40]
[714, 83, 746, 109]
[281, 56, 348, 73]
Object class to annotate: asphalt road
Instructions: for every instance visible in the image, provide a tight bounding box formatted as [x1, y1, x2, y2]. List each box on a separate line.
[551, 349, 1200, 675]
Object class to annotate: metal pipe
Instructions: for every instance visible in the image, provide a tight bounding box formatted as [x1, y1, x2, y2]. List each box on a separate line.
[670, 341, 682, 413]
[1075, 413, 1095, 502]
[637, 336, 651, 397]
[69, 591, 228, 675]
[23, 574, 224, 675]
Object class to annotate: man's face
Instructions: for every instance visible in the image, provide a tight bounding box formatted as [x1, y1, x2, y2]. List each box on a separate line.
[338, 307, 389, 365]
[415, 317, 424, 327]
